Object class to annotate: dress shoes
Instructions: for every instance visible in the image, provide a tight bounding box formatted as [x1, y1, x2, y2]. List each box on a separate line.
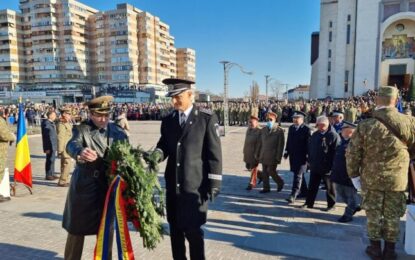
[322, 206, 336, 212]
[300, 203, 313, 209]
[45, 175, 59, 181]
[338, 215, 353, 223]
[285, 196, 295, 204]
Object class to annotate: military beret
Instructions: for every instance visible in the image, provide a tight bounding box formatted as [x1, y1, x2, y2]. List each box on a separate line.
[378, 86, 399, 98]
[163, 78, 194, 97]
[59, 106, 71, 114]
[292, 111, 306, 118]
[250, 115, 259, 121]
[341, 121, 357, 129]
[266, 111, 278, 119]
[85, 95, 113, 114]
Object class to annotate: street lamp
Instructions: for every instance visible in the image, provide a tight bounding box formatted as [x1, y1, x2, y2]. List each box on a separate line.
[219, 61, 253, 136]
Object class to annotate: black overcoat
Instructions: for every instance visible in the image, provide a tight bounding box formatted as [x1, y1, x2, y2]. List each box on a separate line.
[62, 121, 128, 235]
[41, 119, 58, 152]
[285, 124, 311, 172]
[308, 125, 340, 174]
[156, 107, 222, 230]
[330, 138, 354, 187]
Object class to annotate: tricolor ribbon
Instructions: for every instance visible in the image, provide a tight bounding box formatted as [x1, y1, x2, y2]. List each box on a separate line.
[94, 175, 135, 260]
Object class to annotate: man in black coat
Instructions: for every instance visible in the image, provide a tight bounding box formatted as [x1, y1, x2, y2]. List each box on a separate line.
[62, 96, 128, 259]
[152, 78, 222, 260]
[302, 115, 340, 211]
[284, 111, 311, 204]
[41, 110, 58, 180]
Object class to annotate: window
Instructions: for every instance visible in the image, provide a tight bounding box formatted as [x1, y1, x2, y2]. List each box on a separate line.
[346, 24, 351, 44]
[328, 61, 331, 72]
[344, 70, 349, 92]
[329, 21, 333, 28]
[327, 75, 331, 86]
[347, 15, 351, 22]
[328, 49, 332, 58]
[329, 31, 332, 42]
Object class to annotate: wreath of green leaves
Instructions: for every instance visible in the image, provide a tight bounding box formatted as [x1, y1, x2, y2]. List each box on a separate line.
[106, 140, 165, 250]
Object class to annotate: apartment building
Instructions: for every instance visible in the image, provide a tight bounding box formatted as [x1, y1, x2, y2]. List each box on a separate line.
[176, 48, 196, 82]
[0, 9, 25, 91]
[0, 0, 195, 95]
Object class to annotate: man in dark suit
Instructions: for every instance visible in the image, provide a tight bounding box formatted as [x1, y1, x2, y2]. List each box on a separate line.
[151, 78, 222, 260]
[302, 115, 340, 211]
[284, 111, 311, 204]
[41, 110, 58, 180]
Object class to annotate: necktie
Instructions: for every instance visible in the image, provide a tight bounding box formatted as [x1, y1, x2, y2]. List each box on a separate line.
[180, 112, 186, 128]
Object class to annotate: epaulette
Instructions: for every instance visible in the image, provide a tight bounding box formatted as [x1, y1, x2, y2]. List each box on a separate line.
[199, 108, 213, 115]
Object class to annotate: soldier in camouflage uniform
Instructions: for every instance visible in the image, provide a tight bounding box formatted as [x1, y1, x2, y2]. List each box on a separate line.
[346, 86, 415, 260]
[0, 109, 16, 202]
[57, 107, 73, 187]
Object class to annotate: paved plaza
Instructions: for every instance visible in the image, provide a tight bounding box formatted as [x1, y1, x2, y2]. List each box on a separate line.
[0, 121, 412, 260]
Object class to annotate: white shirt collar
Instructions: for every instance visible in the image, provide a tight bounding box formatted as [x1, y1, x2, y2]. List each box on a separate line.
[178, 105, 193, 123]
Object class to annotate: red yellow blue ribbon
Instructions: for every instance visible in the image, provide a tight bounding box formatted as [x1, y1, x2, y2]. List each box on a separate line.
[94, 175, 135, 260]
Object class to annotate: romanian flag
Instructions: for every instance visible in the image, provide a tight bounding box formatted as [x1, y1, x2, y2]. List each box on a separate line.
[14, 102, 32, 188]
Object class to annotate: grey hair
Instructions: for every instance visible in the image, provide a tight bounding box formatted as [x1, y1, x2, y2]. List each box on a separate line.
[316, 115, 329, 125]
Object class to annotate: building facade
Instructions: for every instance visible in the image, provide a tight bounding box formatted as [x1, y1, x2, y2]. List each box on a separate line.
[310, 0, 415, 99]
[0, 0, 195, 99]
[176, 48, 196, 82]
[0, 10, 25, 91]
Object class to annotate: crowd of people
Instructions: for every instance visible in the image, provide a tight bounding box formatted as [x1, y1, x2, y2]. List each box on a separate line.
[242, 86, 415, 260]
[0, 85, 415, 259]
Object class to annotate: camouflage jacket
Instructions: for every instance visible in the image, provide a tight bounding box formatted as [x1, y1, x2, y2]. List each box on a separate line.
[57, 121, 73, 158]
[346, 107, 415, 191]
[0, 117, 16, 173]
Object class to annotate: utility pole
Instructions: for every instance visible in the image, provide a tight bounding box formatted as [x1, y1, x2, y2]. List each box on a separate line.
[219, 61, 253, 136]
[265, 75, 270, 105]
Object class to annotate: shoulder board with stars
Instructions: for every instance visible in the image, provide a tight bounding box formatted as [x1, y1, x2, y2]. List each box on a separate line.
[199, 108, 213, 115]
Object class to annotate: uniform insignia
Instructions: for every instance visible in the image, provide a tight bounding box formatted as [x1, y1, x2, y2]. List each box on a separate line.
[199, 108, 213, 115]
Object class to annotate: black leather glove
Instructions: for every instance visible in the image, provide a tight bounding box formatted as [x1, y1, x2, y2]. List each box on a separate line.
[245, 163, 251, 170]
[209, 188, 220, 202]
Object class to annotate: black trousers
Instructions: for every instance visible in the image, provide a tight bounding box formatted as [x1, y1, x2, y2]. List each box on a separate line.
[291, 165, 308, 198]
[305, 171, 336, 208]
[170, 224, 205, 260]
[45, 150, 56, 177]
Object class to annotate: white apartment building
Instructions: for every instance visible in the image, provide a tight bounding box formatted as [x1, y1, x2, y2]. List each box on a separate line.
[0, 0, 196, 96]
[310, 0, 415, 99]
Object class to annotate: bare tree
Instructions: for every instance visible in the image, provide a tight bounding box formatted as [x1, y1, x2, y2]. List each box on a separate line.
[250, 81, 260, 103]
[269, 80, 282, 100]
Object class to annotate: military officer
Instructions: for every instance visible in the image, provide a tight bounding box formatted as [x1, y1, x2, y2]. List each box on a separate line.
[151, 78, 222, 260]
[0, 108, 15, 202]
[62, 96, 128, 260]
[258, 112, 285, 193]
[347, 86, 415, 260]
[243, 115, 262, 190]
[41, 110, 58, 180]
[57, 107, 73, 187]
[284, 111, 311, 203]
